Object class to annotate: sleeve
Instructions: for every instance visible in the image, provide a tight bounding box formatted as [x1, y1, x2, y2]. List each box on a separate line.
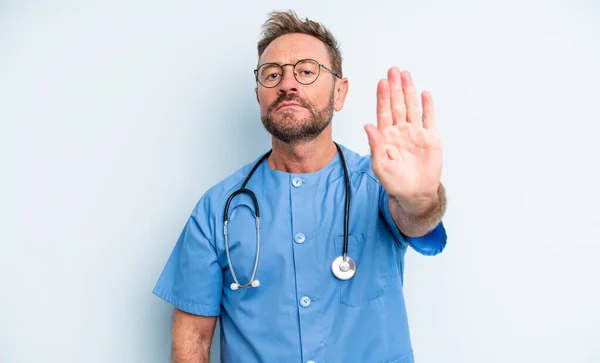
[379, 186, 447, 256]
[152, 196, 222, 316]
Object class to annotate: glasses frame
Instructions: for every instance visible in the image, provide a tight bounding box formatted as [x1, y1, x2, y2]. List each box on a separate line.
[254, 58, 342, 88]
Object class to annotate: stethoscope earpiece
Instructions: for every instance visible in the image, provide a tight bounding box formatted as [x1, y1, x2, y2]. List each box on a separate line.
[229, 279, 260, 290]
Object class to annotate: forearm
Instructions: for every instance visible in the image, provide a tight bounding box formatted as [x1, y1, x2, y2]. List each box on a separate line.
[171, 309, 215, 363]
[171, 335, 210, 363]
[388, 183, 447, 238]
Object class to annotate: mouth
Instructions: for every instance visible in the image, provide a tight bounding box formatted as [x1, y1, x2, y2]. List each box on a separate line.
[275, 102, 304, 112]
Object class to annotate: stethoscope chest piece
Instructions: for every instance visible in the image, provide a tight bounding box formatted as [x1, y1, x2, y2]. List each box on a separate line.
[331, 255, 356, 280]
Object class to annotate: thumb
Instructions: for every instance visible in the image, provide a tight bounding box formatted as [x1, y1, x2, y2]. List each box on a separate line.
[364, 124, 386, 161]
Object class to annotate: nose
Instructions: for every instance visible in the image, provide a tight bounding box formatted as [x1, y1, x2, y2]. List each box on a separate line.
[278, 65, 299, 94]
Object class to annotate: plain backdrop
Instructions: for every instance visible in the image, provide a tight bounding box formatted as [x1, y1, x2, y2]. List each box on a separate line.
[3, 0, 600, 362]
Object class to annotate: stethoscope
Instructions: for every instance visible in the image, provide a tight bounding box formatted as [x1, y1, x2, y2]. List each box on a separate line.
[223, 142, 356, 290]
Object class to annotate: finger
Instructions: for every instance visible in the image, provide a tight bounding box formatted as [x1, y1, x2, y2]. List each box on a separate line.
[422, 90, 437, 130]
[388, 67, 406, 125]
[364, 124, 387, 161]
[402, 71, 421, 127]
[376, 79, 393, 130]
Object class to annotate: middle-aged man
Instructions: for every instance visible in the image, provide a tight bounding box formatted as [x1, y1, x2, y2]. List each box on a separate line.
[153, 10, 448, 363]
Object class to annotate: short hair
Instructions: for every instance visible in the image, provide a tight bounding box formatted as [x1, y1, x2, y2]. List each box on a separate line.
[257, 10, 343, 77]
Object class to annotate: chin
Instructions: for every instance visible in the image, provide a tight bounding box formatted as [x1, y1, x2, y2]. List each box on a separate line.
[274, 112, 303, 125]
[278, 110, 308, 120]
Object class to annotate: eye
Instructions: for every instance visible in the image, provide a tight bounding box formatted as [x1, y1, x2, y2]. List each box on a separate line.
[268, 73, 280, 80]
[301, 70, 314, 76]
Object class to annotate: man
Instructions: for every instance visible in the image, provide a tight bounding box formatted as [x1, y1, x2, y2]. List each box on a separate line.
[153, 10, 447, 363]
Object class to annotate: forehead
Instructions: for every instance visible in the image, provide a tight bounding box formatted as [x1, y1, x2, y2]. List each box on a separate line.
[259, 33, 330, 65]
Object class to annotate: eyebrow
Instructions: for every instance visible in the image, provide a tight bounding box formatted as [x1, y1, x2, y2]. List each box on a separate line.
[257, 58, 321, 67]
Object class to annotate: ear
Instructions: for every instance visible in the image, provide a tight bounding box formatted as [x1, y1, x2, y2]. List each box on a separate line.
[255, 87, 259, 104]
[333, 78, 349, 112]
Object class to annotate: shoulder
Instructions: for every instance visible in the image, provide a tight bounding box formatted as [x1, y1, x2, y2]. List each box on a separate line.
[191, 152, 269, 218]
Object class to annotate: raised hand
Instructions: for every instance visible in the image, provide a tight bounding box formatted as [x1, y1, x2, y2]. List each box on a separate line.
[364, 67, 443, 214]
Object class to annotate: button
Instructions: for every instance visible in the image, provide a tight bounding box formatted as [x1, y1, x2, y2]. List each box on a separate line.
[294, 233, 306, 244]
[299, 296, 311, 308]
[292, 177, 303, 187]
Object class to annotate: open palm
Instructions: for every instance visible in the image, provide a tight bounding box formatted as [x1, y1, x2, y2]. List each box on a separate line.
[364, 67, 442, 205]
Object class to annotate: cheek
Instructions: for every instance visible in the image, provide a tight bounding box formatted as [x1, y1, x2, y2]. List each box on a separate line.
[258, 90, 276, 110]
[308, 89, 331, 109]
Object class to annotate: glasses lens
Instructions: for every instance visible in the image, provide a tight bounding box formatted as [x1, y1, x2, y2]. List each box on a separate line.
[257, 64, 283, 87]
[294, 60, 320, 84]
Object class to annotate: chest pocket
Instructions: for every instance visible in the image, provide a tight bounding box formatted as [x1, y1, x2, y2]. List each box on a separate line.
[334, 232, 399, 307]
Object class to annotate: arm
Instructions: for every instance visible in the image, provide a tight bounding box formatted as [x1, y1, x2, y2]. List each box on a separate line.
[388, 182, 447, 237]
[171, 308, 217, 363]
[364, 67, 446, 238]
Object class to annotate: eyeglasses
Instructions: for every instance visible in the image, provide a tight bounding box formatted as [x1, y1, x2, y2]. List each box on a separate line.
[254, 59, 341, 88]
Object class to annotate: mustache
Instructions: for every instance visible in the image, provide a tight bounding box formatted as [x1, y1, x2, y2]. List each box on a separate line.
[268, 93, 311, 112]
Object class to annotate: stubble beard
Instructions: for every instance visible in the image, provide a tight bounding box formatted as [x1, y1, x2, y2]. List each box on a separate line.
[260, 90, 335, 145]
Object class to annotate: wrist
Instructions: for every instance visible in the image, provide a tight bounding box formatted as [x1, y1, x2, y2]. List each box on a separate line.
[393, 184, 443, 217]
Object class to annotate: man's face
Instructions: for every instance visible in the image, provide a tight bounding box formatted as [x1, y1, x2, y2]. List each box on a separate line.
[255, 33, 347, 144]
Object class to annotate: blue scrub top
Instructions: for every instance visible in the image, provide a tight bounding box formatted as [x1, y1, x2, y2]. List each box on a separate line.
[153, 144, 447, 363]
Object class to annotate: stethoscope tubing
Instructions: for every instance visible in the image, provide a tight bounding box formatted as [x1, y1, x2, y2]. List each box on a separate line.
[223, 142, 352, 289]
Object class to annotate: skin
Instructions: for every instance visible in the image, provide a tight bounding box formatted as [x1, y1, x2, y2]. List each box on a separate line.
[255, 33, 349, 173]
[172, 32, 445, 362]
[255, 33, 443, 230]
[171, 308, 215, 363]
[366, 68, 444, 237]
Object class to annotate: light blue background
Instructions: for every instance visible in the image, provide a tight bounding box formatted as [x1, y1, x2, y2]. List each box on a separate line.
[4, 0, 600, 362]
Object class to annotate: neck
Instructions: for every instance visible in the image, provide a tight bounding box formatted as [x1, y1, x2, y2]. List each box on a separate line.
[267, 128, 337, 173]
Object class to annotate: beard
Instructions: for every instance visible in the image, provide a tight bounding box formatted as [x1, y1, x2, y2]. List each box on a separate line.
[260, 90, 335, 144]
